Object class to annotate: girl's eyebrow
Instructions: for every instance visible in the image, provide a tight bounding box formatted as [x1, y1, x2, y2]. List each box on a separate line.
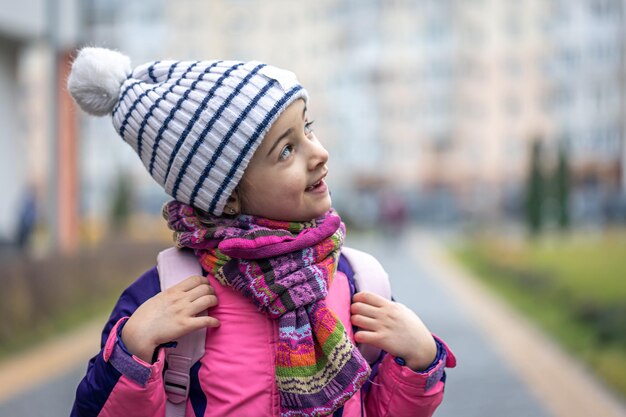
[266, 106, 308, 157]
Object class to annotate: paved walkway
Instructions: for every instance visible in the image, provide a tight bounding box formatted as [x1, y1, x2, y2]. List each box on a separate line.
[1, 229, 625, 417]
[0, 318, 103, 416]
[0, 319, 103, 404]
[350, 231, 551, 417]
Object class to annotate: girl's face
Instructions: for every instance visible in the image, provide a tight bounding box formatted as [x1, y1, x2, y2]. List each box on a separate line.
[235, 99, 331, 222]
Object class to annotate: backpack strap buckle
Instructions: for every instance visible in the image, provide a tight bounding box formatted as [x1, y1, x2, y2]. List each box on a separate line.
[164, 354, 192, 404]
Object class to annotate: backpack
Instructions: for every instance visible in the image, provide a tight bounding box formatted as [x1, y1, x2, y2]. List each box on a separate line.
[156, 246, 392, 417]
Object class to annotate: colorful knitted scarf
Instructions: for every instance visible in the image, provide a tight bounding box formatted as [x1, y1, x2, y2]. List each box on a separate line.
[163, 201, 370, 417]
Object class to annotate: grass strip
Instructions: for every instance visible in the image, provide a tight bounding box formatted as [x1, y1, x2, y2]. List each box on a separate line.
[451, 232, 626, 398]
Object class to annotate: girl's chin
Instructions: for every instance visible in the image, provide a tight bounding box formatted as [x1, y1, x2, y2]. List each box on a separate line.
[286, 206, 333, 223]
[253, 196, 332, 222]
[312, 203, 333, 220]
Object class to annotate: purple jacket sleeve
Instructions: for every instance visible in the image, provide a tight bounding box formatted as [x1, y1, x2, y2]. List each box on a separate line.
[70, 267, 167, 417]
[364, 335, 456, 417]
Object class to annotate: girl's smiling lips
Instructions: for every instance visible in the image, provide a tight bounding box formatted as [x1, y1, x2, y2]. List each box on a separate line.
[305, 174, 328, 193]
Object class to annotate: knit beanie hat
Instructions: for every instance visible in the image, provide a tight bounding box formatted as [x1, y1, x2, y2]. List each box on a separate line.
[67, 47, 308, 215]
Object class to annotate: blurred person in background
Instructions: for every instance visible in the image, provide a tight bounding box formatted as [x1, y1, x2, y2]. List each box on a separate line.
[379, 190, 409, 241]
[67, 47, 455, 417]
[15, 183, 38, 250]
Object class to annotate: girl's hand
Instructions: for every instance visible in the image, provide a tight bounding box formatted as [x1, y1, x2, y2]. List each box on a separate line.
[122, 275, 220, 363]
[350, 291, 437, 371]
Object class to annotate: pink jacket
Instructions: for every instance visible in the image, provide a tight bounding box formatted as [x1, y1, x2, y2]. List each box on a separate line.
[72, 267, 455, 417]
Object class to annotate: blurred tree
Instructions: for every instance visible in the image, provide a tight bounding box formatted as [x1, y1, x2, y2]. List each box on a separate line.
[554, 142, 571, 230]
[525, 139, 544, 235]
[109, 172, 134, 233]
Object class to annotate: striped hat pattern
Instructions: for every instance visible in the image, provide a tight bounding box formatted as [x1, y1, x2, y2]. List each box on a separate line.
[68, 47, 308, 215]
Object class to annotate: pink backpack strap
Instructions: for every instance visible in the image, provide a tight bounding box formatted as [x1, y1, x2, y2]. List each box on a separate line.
[341, 246, 392, 364]
[157, 247, 206, 417]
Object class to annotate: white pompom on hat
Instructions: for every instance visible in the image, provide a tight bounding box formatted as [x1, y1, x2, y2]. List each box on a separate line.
[67, 48, 131, 116]
[67, 47, 308, 215]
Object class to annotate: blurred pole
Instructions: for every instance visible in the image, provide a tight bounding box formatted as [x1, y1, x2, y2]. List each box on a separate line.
[46, 0, 59, 251]
[57, 50, 79, 253]
[47, 0, 79, 254]
[621, 0, 626, 194]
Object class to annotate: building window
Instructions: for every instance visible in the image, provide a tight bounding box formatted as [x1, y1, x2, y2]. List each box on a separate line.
[590, 0, 616, 18]
[505, 95, 522, 117]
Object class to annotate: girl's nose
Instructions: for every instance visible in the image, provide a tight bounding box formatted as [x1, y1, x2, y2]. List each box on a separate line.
[308, 138, 329, 170]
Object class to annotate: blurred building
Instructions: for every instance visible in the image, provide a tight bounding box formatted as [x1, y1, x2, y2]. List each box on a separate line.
[0, 0, 80, 252]
[70, 0, 626, 230]
[543, 0, 625, 223]
[162, 0, 625, 223]
[446, 1, 553, 220]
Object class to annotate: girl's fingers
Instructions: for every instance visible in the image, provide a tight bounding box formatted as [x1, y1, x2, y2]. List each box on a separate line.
[353, 330, 379, 345]
[175, 275, 208, 291]
[352, 291, 387, 308]
[203, 284, 216, 295]
[350, 314, 379, 331]
[188, 315, 220, 330]
[186, 283, 215, 301]
[189, 295, 218, 314]
[350, 301, 379, 318]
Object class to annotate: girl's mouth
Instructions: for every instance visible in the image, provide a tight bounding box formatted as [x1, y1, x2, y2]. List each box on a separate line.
[305, 179, 327, 193]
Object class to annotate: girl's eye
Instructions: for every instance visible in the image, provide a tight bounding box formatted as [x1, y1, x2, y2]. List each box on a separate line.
[279, 144, 293, 161]
[304, 120, 315, 136]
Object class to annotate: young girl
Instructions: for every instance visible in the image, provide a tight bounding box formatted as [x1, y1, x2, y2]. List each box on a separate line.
[68, 47, 455, 417]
